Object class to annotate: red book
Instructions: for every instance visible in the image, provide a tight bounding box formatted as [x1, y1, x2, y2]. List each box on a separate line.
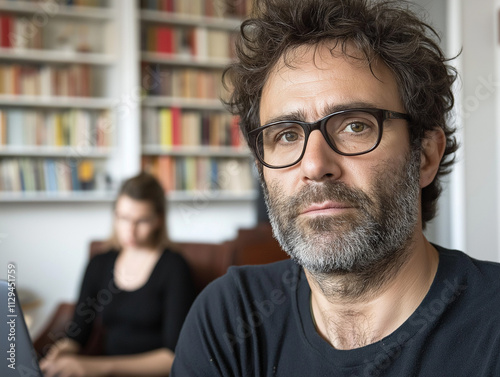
[0, 16, 13, 48]
[189, 28, 196, 56]
[172, 107, 181, 146]
[231, 116, 241, 147]
[157, 27, 174, 54]
[166, 0, 174, 12]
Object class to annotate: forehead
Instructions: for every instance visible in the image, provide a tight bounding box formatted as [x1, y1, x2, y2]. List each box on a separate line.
[115, 195, 155, 217]
[260, 42, 404, 124]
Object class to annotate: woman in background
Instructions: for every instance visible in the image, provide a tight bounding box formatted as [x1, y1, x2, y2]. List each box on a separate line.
[41, 172, 195, 377]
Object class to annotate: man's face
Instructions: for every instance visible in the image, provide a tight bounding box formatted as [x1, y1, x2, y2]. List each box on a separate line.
[259, 43, 422, 274]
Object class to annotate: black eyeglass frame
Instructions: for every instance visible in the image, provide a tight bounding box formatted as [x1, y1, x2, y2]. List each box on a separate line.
[248, 108, 411, 169]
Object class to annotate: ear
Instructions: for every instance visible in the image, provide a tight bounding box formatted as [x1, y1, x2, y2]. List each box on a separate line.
[419, 128, 446, 188]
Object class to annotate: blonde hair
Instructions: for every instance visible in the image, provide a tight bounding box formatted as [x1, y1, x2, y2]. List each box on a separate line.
[105, 172, 172, 250]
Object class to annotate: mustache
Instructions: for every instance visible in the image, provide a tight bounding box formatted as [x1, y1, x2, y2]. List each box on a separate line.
[267, 180, 374, 216]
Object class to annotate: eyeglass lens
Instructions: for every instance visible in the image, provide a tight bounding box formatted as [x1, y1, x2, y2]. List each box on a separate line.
[256, 110, 380, 167]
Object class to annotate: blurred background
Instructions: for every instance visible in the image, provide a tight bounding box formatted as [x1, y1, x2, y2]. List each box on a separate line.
[0, 0, 498, 338]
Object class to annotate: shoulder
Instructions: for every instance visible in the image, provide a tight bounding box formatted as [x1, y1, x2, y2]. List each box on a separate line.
[436, 245, 500, 316]
[436, 245, 500, 284]
[86, 250, 118, 272]
[90, 249, 118, 261]
[173, 259, 299, 371]
[435, 246, 500, 361]
[77, 250, 117, 291]
[154, 249, 194, 288]
[158, 248, 191, 270]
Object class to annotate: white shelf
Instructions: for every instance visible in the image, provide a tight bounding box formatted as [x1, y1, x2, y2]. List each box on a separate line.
[141, 52, 231, 69]
[141, 96, 226, 110]
[168, 190, 257, 202]
[0, 48, 116, 65]
[139, 10, 241, 31]
[142, 145, 250, 157]
[0, 95, 115, 109]
[0, 190, 257, 203]
[0, 1, 114, 20]
[0, 146, 113, 158]
[0, 190, 117, 202]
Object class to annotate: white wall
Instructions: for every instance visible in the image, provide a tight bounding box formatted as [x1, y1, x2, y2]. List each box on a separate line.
[461, 0, 499, 261]
[410, 0, 456, 248]
[414, 0, 500, 262]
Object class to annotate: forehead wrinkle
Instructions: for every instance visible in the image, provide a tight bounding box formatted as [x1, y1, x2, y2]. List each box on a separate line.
[262, 108, 309, 125]
[321, 102, 380, 117]
[262, 101, 383, 126]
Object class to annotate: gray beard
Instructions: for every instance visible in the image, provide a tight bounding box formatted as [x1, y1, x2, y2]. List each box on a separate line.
[261, 147, 421, 299]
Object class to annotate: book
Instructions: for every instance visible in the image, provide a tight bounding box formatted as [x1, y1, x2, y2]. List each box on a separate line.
[141, 108, 240, 148]
[1, 109, 110, 148]
[157, 155, 174, 192]
[139, 156, 253, 193]
[0, 110, 6, 145]
[159, 108, 173, 146]
[78, 160, 95, 190]
[7, 110, 23, 146]
[0, 15, 13, 48]
[171, 107, 181, 146]
[230, 115, 241, 147]
[0, 64, 93, 97]
[157, 26, 174, 54]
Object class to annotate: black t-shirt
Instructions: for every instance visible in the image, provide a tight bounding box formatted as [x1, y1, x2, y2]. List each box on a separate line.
[172, 246, 500, 376]
[67, 249, 195, 355]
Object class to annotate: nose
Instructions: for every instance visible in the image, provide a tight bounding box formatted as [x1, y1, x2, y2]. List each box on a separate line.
[124, 220, 138, 237]
[299, 130, 342, 182]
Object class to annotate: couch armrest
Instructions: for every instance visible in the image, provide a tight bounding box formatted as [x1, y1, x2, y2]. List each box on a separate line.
[34, 302, 104, 358]
[33, 302, 75, 358]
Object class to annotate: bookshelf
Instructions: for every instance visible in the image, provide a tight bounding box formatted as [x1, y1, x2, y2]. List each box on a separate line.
[0, 0, 118, 201]
[138, 0, 255, 201]
[0, 0, 258, 203]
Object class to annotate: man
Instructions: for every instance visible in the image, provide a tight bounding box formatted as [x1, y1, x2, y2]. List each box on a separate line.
[172, 1, 500, 376]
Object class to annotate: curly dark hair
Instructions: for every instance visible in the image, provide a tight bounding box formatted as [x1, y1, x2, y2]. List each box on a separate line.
[223, 0, 458, 226]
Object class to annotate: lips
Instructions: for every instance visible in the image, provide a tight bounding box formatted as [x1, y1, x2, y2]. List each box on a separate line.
[301, 201, 353, 215]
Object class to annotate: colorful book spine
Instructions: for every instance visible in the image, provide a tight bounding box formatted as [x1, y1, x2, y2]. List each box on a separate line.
[0, 64, 93, 97]
[141, 156, 253, 192]
[159, 108, 173, 146]
[142, 25, 234, 60]
[0, 157, 104, 192]
[0, 109, 111, 148]
[140, 0, 249, 18]
[142, 108, 241, 148]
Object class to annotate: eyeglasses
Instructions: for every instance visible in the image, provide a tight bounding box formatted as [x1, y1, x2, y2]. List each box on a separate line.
[248, 108, 410, 169]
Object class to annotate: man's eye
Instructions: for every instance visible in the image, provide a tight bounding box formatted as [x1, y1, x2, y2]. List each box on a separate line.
[278, 131, 299, 143]
[343, 122, 369, 133]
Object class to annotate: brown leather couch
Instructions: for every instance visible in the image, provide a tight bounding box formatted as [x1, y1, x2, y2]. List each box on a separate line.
[34, 222, 288, 357]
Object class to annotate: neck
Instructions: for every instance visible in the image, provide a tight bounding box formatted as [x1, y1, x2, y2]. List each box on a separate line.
[305, 235, 439, 350]
[122, 244, 160, 254]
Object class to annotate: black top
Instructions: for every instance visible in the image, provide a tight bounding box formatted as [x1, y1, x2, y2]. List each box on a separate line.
[172, 246, 500, 376]
[67, 249, 195, 355]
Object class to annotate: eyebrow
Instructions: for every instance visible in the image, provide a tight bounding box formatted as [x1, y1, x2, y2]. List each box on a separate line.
[261, 101, 380, 125]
